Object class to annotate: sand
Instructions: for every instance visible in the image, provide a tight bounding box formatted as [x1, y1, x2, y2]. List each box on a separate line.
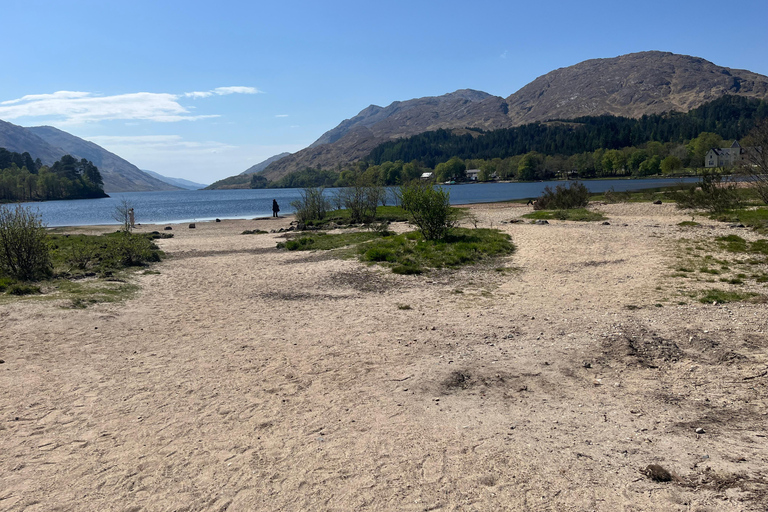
[1, 203, 767, 511]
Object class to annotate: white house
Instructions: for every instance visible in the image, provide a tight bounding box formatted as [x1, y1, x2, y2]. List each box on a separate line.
[705, 141, 745, 168]
[465, 169, 481, 181]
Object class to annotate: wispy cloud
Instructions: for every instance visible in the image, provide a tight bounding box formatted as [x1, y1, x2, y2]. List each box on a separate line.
[500, 50, 508, 59]
[275, 114, 289, 118]
[86, 134, 236, 153]
[0, 86, 259, 124]
[1, 91, 91, 105]
[183, 86, 262, 98]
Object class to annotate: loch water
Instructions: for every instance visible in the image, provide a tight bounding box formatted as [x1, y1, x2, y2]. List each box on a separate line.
[18, 178, 700, 227]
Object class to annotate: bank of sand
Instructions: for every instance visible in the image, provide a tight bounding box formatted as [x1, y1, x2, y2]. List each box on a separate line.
[1, 203, 767, 511]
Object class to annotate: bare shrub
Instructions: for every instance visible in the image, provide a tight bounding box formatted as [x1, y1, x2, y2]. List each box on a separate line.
[671, 171, 742, 213]
[534, 181, 590, 210]
[739, 120, 768, 204]
[291, 187, 329, 223]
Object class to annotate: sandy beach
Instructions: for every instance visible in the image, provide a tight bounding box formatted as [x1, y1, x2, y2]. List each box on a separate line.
[1, 202, 767, 511]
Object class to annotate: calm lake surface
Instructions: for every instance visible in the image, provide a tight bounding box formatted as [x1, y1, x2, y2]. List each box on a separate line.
[20, 178, 700, 227]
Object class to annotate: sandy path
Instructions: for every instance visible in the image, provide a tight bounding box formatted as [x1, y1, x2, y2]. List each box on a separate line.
[1, 206, 767, 511]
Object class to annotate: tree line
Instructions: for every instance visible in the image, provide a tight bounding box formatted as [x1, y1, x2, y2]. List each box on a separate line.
[365, 95, 768, 167]
[0, 150, 108, 202]
[250, 95, 768, 189]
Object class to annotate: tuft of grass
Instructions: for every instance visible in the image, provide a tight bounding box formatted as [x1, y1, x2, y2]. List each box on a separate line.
[677, 221, 701, 227]
[397, 304, 412, 310]
[8, 283, 42, 295]
[522, 209, 606, 222]
[242, 229, 268, 235]
[0, 276, 13, 292]
[699, 289, 758, 304]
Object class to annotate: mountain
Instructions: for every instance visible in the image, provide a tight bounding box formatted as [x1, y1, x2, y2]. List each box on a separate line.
[259, 90, 512, 181]
[142, 170, 208, 190]
[258, 51, 768, 181]
[0, 119, 67, 165]
[238, 152, 291, 176]
[503, 51, 768, 125]
[25, 126, 181, 193]
[205, 153, 294, 189]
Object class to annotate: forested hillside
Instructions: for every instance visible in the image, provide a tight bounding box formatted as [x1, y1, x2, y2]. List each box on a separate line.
[367, 96, 768, 167]
[0, 149, 108, 202]
[260, 95, 768, 188]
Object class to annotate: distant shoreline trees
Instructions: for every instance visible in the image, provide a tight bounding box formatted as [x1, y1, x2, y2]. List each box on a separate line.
[0, 150, 108, 203]
[253, 95, 768, 190]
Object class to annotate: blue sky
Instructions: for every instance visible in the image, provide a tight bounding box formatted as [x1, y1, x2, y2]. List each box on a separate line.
[2, 0, 767, 183]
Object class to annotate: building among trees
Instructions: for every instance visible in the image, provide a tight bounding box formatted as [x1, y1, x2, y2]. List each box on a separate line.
[705, 141, 746, 168]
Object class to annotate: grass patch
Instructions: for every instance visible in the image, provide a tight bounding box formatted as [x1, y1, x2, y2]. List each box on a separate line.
[522, 209, 606, 222]
[591, 186, 679, 204]
[716, 235, 768, 255]
[677, 221, 701, 227]
[699, 289, 758, 304]
[277, 231, 393, 251]
[1, 231, 163, 306]
[359, 228, 515, 274]
[242, 229, 268, 235]
[8, 283, 42, 295]
[303, 205, 410, 227]
[713, 208, 768, 232]
[48, 231, 164, 276]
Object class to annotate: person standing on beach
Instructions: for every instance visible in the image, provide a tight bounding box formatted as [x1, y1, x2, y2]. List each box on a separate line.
[272, 199, 280, 218]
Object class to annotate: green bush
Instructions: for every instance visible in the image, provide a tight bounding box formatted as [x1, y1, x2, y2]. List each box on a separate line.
[0, 204, 52, 281]
[398, 181, 456, 241]
[534, 182, 590, 210]
[7, 283, 42, 295]
[0, 276, 13, 292]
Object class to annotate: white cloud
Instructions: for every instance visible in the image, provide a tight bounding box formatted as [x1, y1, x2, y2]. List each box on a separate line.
[500, 50, 508, 59]
[1, 91, 91, 105]
[275, 114, 289, 118]
[184, 86, 261, 98]
[86, 134, 236, 153]
[0, 86, 260, 124]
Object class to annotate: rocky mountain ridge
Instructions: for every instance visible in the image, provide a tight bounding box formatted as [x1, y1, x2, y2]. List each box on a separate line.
[258, 51, 768, 182]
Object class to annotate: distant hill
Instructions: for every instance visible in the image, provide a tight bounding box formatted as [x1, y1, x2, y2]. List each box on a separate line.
[258, 90, 511, 181]
[142, 170, 207, 190]
[0, 119, 67, 165]
[0, 120, 181, 193]
[206, 152, 293, 189]
[238, 152, 291, 176]
[257, 51, 768, 182]
[26, 126, 180, 193]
